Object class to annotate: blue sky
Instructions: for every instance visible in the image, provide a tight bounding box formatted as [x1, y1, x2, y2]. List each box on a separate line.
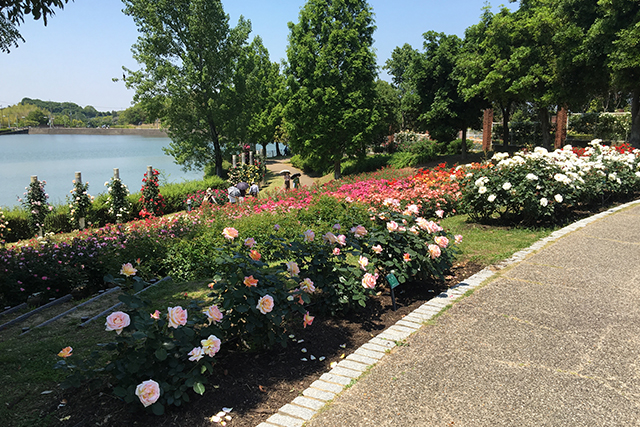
[0, 0, 513, 112]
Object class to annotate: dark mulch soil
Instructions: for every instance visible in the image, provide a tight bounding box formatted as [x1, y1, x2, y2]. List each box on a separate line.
[43, 262, 483, 427]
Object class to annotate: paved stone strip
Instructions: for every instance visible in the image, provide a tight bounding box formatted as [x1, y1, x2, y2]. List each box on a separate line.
[257, 198, 640, 427]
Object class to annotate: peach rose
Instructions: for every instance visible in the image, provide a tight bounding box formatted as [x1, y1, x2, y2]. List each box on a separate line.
[434, 235, 449, 248]
[244, 237, 256, 248]
[303, 229, 315, 242]
[244, 275, 259, 287]
[372, 244, 383, 254]
[428, 244, 441, 259]
[135, 379, 160, 407]
[362, 272, 378, 289]
[250, 250, 261, 261]
[120, 262, 137, 277]
[337, 234, 346, 246]
[257, 295, 274, 314]
[303, 311, 314, 328]
[403, 253, 411, 262]
[454, 234, 463, 244]
[188, 346, 204, 362]
[358, 255, 369, 270]
[150, 310, 160, 320]
[386, 221, 399, 232]
[350, 225, 368, 238]
[286, 261, 300, 277]
[222, 227, 239, 240]
[105, 311, 130, 335]
[323, 232, 338, 244]
[167, 306, 187, 328]
[203, 305, 223, 324]
[57, 346, 73, 358]
[299, 278, 315, 293]
[201, 335, 221, 357]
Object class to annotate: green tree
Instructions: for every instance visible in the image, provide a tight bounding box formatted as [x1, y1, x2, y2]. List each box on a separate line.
[411, 31, 484, 156]
[285, 0, 379, 179]
[458, 7, 521, 145]
[384, 43, 421, 130]
[224, 36, 284, 158]
[590, 0, 640, 146]
[372, 79, 401, 147]
[122, 0, 251, 177]
[26, 108, 48, 126]
[1, 0, 70, 52]
[118, 103, 149, 125]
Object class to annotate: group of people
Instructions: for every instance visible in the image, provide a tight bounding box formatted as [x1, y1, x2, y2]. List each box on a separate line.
[226, 181, 259, 204]
[206, 169, 302, 206]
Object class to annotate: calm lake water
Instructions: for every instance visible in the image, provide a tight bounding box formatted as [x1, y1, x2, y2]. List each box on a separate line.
[0, 134, 205, 209]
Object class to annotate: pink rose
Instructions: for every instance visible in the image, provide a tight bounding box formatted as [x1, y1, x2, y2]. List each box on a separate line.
[167, 306, 187, 328]
[372, 244, 383, 254]
[135, 379, 160, 407]
[337, 234, 346, 246]
[150, 310, 160, 320]
[244, 237, 256, 248]
[203, 305, 223, 324]
[323, 232, 338, 244]
[257, 295, 274, 314]
[435, 209, 445, 218]
[454, 234, 463, 244]
[222, 227, 238, 240]
[403, 253, 411, 262]
[105, 311, 130, 335]
[386, 221, 399, 232]
[362, 272, 378, 289]
[358, 255, 369, 270]
[333, 247, 341, 256]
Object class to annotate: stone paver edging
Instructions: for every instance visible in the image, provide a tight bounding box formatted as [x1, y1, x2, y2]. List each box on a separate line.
[255, 199, 640, 427]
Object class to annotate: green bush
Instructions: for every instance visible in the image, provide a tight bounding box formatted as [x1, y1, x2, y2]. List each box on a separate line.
[340, 155, 391, 176]
[290, 153, 331, 174]
[438, 139, 474, 156]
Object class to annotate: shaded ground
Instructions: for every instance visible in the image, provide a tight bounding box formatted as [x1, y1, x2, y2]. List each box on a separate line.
[43, 262, 483, 427]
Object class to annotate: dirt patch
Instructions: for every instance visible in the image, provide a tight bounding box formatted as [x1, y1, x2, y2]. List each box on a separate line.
[40, 261, 483, 427]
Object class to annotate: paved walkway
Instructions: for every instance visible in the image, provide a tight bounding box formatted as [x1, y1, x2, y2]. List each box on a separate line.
[258, 200, 640, 427]
[264, 158, 319, 189]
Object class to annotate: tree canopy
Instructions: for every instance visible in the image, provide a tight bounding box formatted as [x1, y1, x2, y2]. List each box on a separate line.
[285, 0, 379, 179]
[122, 0, 251, 177]
[1, 0, 71, 52]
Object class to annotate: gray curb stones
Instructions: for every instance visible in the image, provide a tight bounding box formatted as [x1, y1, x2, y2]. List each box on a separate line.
[255, 199, 640, 427]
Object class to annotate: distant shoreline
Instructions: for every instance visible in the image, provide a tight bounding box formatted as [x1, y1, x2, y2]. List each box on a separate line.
[26, 127, 168, 137]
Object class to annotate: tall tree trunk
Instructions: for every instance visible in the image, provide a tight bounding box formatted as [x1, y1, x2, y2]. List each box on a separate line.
[334, 158, 341, 180]
[275, 141, 282, 156]
[500, 102, 511, 147]
[208, 119, 223, 177]
[261, 143, 267, 158]
[631, 90, 640, 148]
[460, 128, 467, 160]
[538, 107, 552, 149]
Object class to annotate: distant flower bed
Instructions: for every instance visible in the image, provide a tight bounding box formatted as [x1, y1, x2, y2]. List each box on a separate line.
[459, 140, 640, 223]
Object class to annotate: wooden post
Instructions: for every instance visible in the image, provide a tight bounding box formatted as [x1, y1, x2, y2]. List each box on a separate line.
[113, 168, 120, 180]
[147, 165, 153, 176]
[31, 175, 43, 238]
[482, 108, 493, 153]
[555, 106, 568, 149]
[75, 171, 85, 230]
